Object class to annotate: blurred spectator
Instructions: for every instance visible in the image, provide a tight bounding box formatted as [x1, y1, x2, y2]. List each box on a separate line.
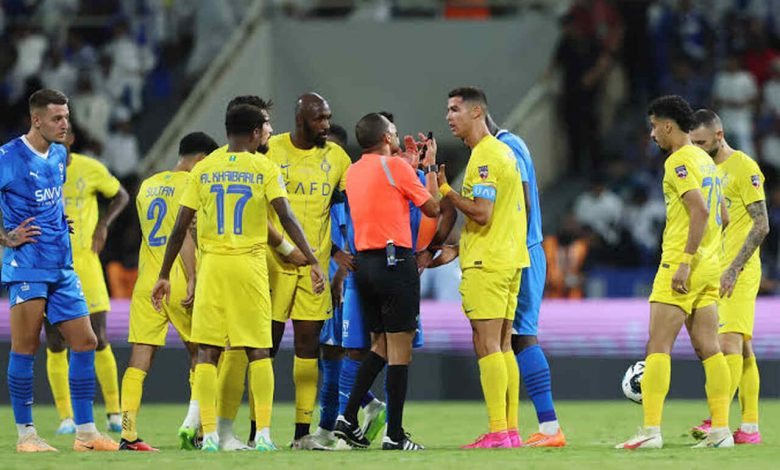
[573, 178, 623, 246]
[8, 24, 48, 101]
[102, 109, 141, 180]
[660, 56, 711, 110]
[742, 20, 780, 86]
[186, 0, 237, 78]
[713, 53, 758, 157]
[103, 19, 156, 114]
[760, 185, 780, 294]
[39, 47, 77, 96]
[64, 30, 98, 70]
[622, 187, 665, 264]
[543, 211, 589, 299]
[71, 72, 111, 148]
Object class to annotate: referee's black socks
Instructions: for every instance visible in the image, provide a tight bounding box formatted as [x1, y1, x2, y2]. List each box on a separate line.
[344, 351, 386, 424]
[386, 364, 409, 443]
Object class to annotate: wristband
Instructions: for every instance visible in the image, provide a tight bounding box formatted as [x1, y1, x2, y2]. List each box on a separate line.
[680, 252, 693, 265]
[275, 239, 295, 256]
[424, 164, 438, 174]
[440, 183, 453, 197]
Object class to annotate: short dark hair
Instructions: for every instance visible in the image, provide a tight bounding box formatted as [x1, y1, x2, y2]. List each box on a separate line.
[29, 88, 68, 111]
[355, 113, 390, 149]
[692, 109, 723, 130]
[328, 124, 348, 147]
[647, 95, 695, 132]
[448, 86, 488, 109]
[226, 95, 272, 114]
[225, 104, 265, 136]
[179, 131, 219, 157]
[378, 111, 395, 123]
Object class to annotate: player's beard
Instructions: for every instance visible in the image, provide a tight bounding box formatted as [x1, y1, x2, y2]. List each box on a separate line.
[304, 121, 327, 148]
[257, 142, 269, 154]
[705, 141, 720, 158]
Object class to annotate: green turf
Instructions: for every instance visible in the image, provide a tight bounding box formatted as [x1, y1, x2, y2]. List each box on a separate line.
[0, 400, 776, 469]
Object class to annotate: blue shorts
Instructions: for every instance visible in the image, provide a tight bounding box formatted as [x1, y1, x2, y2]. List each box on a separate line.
[320, 301, 343, 347]
[513, 243, 546, 336]
[6, 269, 89, 325]
[340, 283, 424, 349]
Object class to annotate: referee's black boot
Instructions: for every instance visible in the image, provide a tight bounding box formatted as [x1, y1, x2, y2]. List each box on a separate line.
[334, 417, 370, 448]
[382, 431, 424, 450]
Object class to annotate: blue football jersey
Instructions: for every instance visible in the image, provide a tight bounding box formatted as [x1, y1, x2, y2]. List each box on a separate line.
[496, 130, 542, 247]
[0, 136, 73, 282]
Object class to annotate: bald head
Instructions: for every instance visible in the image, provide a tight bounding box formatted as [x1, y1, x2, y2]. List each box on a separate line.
[294, 92, 332, 148]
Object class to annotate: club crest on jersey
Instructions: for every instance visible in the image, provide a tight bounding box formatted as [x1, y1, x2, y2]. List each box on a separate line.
[751, 174, 760, 188]
[674, 165, 688, 179]
[478, 165, 489, 179]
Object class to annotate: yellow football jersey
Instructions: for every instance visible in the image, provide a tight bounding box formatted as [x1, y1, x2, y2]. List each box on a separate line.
[459, 135, 529, 270]
[179, 147, 287, 255]
[63, 153, 120, 252]
[661, 145, 722, 265]
[136, 170, 190, 284]
[265, 133, 351, 271]
[718, 151, 765, 271]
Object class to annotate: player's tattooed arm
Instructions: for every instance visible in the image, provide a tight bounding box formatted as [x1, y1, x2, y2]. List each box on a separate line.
[721, 200, 769, 297]
[0, 217, 41, 247]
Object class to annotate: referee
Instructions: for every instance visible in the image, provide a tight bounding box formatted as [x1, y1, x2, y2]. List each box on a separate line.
[335, 113, 440, 450]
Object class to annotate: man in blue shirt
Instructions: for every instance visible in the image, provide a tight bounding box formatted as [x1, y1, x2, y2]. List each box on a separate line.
[0, 89, 117, 452]
[487, 115, 565, 447]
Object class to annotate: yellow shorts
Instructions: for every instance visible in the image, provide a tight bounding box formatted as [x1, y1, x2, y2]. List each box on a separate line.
[269, 264, 332, 323]
[718, 265, 760, 339]
[128, 262, 191, 346]
[72, 249, 110, 314]
[649, 261, 719, 314]
[191, 252, 272, 348]
[460, 267, 522, 321]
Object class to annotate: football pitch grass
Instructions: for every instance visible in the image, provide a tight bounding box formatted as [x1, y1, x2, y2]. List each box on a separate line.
[0, 400, 777, 470]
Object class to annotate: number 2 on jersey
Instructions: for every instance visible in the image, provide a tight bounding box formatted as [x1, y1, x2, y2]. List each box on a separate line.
[701, 176, 723, 225]
[210, 184, 252, 235]
[147, 198, 168, 246]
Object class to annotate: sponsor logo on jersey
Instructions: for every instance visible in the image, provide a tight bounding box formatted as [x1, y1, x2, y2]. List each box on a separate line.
[35, 185, 63, 204]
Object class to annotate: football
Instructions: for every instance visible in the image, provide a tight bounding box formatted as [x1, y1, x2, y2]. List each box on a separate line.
[622, 360, 645, 404]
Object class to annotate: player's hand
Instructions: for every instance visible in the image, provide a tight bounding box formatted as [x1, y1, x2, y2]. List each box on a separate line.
[438, 164, 449, 188]
[331, 275, 345, 306]
[91, 222, 108, 253]
[282, 247, 308, 267]
[151, 279, 171, 311]
[310, 263, 326, 295]
[398, 135, 420, 168]
[416, 250, 433, 274]
[719, 266, 739, 298]
[333, 249, 356, 272]
[66, 216, 75, 234]
[3, 217, 41, 247]
[671, 262, 691, 294]
[418, 133, 437, 167]
[181, 277, 196, 308]
[431, 245, 459, 267]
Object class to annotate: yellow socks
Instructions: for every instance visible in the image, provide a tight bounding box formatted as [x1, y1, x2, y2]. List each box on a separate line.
[249, 359, 274, 429]
[217, 349, 247, 420]
[641, 353, 670, 428]
[478, 352, 508, 433]
[739, 355, 760, 424]
[120, 367, 147, 442]
[46, 349, 73, 420]
[293, 356, 318, 424]
[725, 354, 743, 400]
[95, 345, 120, 414]
[503, 351, 519, 431]
[194, 363, 218, 434]
[703, 352, 731, 429]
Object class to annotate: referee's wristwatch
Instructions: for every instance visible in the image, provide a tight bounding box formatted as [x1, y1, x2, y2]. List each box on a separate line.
[424, 164, 438, 174]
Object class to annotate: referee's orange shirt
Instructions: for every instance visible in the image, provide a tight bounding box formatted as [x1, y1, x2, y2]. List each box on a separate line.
[346, 153, 433, 251]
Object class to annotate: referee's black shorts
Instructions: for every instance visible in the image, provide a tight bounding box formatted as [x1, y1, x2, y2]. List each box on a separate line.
[354, 247, 420, 334]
